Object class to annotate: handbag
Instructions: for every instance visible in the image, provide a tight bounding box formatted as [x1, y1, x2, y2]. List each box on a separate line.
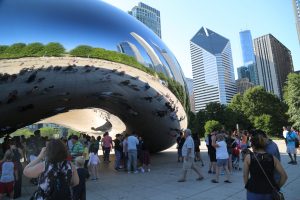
[252, 153, 285, 200]
[295, 137, 299, 148]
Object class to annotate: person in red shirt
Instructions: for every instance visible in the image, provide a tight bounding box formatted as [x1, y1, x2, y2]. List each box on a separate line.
[101, 132, 113, 162]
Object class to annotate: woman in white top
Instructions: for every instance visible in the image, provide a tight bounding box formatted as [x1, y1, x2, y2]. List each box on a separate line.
[212, 133, 231, 183]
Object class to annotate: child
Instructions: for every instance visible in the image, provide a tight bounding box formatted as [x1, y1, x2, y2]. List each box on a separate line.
[211, 134, 231, 183]
[88, 148, 100, 180]
[73, 156, 90, 200]
[0, 152, 18, 200]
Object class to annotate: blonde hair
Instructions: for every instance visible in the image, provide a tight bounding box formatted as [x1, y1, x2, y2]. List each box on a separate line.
[75, 156, 85, 168]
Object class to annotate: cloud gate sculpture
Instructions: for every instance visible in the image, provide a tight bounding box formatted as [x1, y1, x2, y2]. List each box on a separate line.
[0, 0, 188, 152]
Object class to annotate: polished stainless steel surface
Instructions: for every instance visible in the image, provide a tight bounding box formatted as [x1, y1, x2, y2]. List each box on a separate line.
[0, 0, 185, 85]
[0, 0, 187, 151]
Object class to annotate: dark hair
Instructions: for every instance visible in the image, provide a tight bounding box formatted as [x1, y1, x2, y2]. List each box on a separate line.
[72, 135, 79, 140]
[46, 139, 68, 163]
[5, 152, 12, 161]
[34, 129, 41, 136]
[250, 130, 267, 149]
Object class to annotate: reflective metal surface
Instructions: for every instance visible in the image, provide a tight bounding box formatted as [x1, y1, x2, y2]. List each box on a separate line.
[0, 0, 185, 85]
[0, 0, 188, 151]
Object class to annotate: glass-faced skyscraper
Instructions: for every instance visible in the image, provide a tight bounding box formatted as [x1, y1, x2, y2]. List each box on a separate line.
[239, 30, 259, 85]
[292, 0, 300, 45]
[129, 2, 161, 38]
[190, 27, 236, 111]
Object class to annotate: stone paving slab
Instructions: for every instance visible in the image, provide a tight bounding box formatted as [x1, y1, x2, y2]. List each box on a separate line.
[15, 140, 300, 200]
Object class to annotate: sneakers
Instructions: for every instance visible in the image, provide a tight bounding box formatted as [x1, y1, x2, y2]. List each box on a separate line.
[134, 170, 139, 174]
[196, 177, 204, 181]
[292, 161, 297, 165]
[288, 160, 294, 164]
[147, 169, 151, 172]
[141, 168, 145, 173]
[177, 179, 186, 182]
[224, 180, 232, 183]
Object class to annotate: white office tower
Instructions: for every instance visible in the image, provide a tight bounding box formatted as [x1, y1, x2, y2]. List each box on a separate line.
[190, 27, 236, 112]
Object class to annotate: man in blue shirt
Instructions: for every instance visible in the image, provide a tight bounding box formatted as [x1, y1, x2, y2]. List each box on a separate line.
[286, 126, 298, 165]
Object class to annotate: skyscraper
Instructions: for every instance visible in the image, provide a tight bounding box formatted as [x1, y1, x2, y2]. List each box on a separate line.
[190, 27, 236, 112]
[117, 41, 145, 64]
[292, 0, 300, 45]
[129, 2, 161, 38]
[237, 66, 250, 80]
[253, 34, 294, 98]
[239, 30, 259, 85]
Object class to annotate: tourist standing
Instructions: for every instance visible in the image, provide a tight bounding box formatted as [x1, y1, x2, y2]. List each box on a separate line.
[207, 131, 217, 174]
[127, 132, 139, 173]
[6, 140, 23, 198]
[113, 134, 123, 170]
[193, 133, 204, 166]
[73, 156, 89, 200]
[212, 134, 231, 183]
[71, 135, 84, 159]
[24, 139, 79, 200]
[286, 126, 298, 165]
[88, 149, 100, 180]
[0, 152, 18, 200]
[243, 131, 287, 200]
[176, 132, 185, 162]
[178, 129, 204, 182]
[101, 132, 113, 162]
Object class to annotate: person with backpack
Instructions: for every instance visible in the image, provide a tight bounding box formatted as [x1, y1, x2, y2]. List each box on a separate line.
[286, 126, 298, 165]
[23, 139, 79, 200]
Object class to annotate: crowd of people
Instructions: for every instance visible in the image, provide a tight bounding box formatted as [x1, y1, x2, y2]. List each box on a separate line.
[0, 126, 298, 200]
[176, 127, 299, 200]
[0, 130, 150, 200]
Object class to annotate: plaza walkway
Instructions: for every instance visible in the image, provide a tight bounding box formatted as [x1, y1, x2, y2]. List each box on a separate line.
[19, 140, 299, 200]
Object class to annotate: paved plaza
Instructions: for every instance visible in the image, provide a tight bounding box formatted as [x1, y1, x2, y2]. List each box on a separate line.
[19, 140, 299, 200]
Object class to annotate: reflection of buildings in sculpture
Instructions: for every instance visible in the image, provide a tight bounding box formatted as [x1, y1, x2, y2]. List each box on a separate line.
[151, 42, 185, 85]
[253, 34, 294, 99]
[130, 32, 165, 74]
[236, 78, 254, 94]
[190, 27, 236, 112]
[185, 78, 195, 112]
[117, 41, 145, 64]
[129, 2, 161, 38]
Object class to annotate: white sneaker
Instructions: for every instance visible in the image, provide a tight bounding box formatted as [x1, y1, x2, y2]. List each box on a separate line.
[147, 169, 151, 172]
[134, 170, 139, 174]
[141, 168, 145, 173]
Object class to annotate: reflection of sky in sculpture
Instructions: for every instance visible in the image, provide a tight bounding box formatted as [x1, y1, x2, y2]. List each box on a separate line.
[0, 0, 185, 85]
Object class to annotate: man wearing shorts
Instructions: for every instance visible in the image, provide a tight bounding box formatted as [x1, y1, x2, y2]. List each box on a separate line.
[178, 129, 204, 182]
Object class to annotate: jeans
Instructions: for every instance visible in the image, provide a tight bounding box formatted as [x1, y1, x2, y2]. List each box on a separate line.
[247, 191, 272, 200]
[104, 147, 111, 161]
[115, 150, 122, 169]
[127, 150, 137, 171]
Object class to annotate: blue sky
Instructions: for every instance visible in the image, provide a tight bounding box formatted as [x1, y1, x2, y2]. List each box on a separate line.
[103, 0, 300, 79]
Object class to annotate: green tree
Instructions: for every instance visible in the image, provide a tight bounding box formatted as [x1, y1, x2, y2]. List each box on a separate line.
[70, 45, 93, 57]
[68, 129, 80, 137]
[204, 120, 222, 134]
[253, 114, 272, 135]
[0, 45, 9, 54]
[4, 43, 26, 57]
[22, 42, 45, 56]
[284, 73, 300, 129]
[10, 128, 33, 138]
[40, 127, 59, 138]
[44, 42, 65, 56]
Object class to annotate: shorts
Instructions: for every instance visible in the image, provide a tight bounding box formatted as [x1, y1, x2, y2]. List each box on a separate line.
[217, 159, 228, 167]
[177, 148, 182, 157]
[182, 158, 196, 170]
[0, 182, 14, 194]
[287, 146, 297, 154]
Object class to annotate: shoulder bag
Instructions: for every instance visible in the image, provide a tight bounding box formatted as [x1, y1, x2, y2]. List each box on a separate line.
[252, 153, 284, 200]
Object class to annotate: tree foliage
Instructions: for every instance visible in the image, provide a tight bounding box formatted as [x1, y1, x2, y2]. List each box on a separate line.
[10, 128, 33, 138]
[284, 73, 300, 129]
[44, 42, 65, 56]
[39, 127, 59, 138]
[22, 42, 45, 56]
[204, 120, 222, 134]
[253, 114, 272, 135]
